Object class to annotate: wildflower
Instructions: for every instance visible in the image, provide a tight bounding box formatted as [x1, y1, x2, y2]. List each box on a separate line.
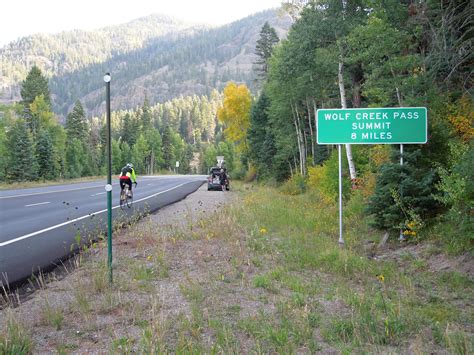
[147, 255, 152, 261]
[259, 228, 267, 234]
[376, 274, 385, 283]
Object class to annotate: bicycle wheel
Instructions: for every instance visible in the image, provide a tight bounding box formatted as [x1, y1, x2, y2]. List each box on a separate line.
[126, 190, 133, 208]
[120, 188, 127, 209]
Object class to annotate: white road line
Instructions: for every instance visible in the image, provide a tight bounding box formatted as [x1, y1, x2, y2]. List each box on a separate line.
[0, 183, 119, 200]
[25, 201, 50, 207]
[147, 184, 153, 186]
[0, 181, 198, 247]
[91, 192, 106, 196]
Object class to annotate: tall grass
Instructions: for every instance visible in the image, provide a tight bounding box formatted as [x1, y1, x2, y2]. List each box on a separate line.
[0, 313, 32, 354]
[232, 184, 473, 352]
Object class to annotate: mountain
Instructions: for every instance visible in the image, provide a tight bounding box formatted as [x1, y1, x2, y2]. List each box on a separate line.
[0, 10, 291, 118]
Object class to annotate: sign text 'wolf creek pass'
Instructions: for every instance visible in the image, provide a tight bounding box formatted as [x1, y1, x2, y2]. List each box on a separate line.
[317, 107, 427, 144]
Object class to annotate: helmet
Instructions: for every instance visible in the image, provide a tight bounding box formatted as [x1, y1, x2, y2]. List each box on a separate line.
[126, 163, 133, 169]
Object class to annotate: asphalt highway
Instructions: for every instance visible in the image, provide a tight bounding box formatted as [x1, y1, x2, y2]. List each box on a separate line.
[0, 175, 206, 286]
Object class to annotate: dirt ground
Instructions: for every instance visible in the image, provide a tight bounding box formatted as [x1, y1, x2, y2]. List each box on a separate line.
[1, 184, 253, 353]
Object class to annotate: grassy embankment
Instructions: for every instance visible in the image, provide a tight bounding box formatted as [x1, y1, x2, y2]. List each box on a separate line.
[1, 183, 472, 353]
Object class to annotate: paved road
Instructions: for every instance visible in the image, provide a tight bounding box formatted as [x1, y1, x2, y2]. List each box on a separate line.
[0, 175, 206, 286]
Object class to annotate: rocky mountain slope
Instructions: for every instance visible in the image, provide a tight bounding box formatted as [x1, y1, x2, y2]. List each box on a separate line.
[0, 10, 291, 117]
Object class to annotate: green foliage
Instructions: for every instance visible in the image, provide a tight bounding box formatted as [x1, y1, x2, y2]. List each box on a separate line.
[161, 126, 174, 170]
[0, 119, 8, 179]
[254, 22, 280, 81]
[132, 135, 150, 174]
[145, 129, 164, 173]
[279, 174, 306, 196]
[433, 142, 474, 252]
[111, 139, 122, 174]
[307, 149, 352, 202]
[65, 100, 87, 142]
[35, 129, 56, 180]
[366, 149, 441, 233]
[248, 1, 472, 242]
[65, 138, 86, 178]
[424, 0, 472, 94]
[248, 92, 277, 179]
[20, 66, 51, 132]
[0, 315, 32, 354]
[201, 144, 217, 174]
[6, 119, 38, 181]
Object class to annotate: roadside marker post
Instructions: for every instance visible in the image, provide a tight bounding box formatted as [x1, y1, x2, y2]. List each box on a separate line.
[104, 73, 113, 283]
[316, 107, 428, 246]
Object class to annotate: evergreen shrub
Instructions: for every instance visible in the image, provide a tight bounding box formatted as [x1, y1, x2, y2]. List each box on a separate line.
[279, 174, 306, 195]
[366, 149, 442, 234]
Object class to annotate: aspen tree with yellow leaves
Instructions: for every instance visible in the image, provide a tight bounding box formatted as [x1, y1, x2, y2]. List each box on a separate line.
[217, 82, 252, 153]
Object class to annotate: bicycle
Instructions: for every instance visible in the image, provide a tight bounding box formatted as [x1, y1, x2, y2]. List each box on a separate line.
[120, 184, 134, 209]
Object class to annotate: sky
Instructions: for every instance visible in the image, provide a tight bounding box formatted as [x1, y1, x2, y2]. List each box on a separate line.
[0, 0, 283, 46]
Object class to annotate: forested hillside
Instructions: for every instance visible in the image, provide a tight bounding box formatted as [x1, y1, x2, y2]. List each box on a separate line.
[1, 10, 291, 117]
[240, 0, 472, 252]
[0, 15, 201, 100]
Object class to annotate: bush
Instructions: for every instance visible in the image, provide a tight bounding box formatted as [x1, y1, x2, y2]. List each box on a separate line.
[279, 174, 306, 195]
[366, 149, 442, 234]
[307, 150, 351, 202]
[433, 142, 474, 252]
[244, 164, 257, 182]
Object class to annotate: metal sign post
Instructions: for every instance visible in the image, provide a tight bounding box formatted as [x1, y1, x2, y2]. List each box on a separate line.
[399, 144, 404, 241]
[338, 145, 344, 245]
[104, 73, 113, 284]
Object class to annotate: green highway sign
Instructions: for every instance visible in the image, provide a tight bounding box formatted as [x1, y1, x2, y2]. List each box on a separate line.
[317, 107, 427, 144]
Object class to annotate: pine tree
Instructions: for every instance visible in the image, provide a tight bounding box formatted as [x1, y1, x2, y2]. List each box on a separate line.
[140, 97, 152, 132]
[66, 100, 87, 142]
[35, 129, 56, 180]
[6, 120, 37, 181]
[20, 66, 51, 135]
[121, 113, 135, 146]
[29, 95, 55, 138]
[161, 126, 174, 170]
[254, 22, 280, 81]
[120, 142, 132, 166]
[366, 149, 441, 233]
[248, 92, 276, 177]
[65, 138, 85, 178]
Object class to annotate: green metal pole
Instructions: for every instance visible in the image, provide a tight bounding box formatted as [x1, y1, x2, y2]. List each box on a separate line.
[104, 73, 113, 283]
